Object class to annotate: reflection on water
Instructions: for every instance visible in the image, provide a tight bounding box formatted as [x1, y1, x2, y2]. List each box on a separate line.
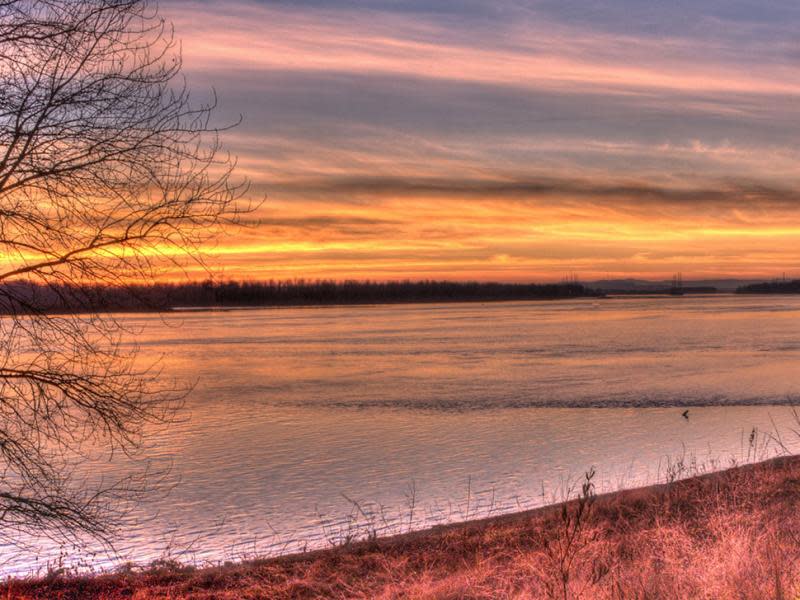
[4, 295, 800, 574]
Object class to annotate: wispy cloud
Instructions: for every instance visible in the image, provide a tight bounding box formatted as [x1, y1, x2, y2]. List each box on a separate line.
[158, 0, 800, 280]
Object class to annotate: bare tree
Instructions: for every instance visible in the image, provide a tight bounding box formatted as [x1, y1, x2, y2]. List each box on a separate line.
[0, 0, 248, 551]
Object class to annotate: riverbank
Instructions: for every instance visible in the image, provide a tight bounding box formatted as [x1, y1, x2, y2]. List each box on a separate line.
[0, 280, 603, 315]
[5, 454, 800, 599]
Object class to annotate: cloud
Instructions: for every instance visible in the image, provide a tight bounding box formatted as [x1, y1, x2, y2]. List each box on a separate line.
[264, 175, 800, 209]
[150, 0, 800, 281]
[170, 1, 800, 94]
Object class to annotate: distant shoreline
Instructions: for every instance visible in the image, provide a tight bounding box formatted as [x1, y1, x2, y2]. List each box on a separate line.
[0, 295, 603, 317]
[2, 279, 764, 316]
[3, 291, 746, 317]
[0, 279, 603, 316]
[737, 279, 800, 294]
[4, 291, 775, 317]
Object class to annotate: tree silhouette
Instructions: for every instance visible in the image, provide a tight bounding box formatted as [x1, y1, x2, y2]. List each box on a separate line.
[0, 0, 247, 550]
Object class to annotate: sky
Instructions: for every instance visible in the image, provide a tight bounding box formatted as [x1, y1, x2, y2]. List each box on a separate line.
[162, 0, 800, 282]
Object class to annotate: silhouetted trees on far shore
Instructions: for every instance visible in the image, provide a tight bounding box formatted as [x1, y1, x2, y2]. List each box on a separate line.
[737, 280, 800, 294]
[0, 279, 601, 315]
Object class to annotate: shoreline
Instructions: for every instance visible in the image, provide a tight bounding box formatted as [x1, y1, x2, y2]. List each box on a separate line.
[0, 294, 605, 317]
[1, 291, 746, 318]
[6, 454, 800, 599]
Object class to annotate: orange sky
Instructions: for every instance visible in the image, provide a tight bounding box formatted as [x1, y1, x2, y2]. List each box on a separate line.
[156, 1, 800, 282]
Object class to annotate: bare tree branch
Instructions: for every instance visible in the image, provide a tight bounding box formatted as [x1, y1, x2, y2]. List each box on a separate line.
[0, 0, 251, 551]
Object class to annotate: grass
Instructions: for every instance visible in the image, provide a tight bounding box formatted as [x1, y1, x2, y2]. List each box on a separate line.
[5, 454, 800, 599]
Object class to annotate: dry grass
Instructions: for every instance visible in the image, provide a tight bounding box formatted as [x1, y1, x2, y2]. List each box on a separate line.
[5, 455, 800, 599]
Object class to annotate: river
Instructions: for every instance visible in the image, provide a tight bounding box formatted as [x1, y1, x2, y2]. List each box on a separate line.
[4, 294, 800, 574]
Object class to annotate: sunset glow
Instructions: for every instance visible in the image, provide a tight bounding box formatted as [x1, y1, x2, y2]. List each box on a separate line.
[8, 1, 800, 590]
[163, 1, 800, 282]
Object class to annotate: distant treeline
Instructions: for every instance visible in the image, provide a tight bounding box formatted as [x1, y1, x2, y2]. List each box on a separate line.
[0, 279, 602, 314]
[598, 286, 717, 295]
[737, 280, 800, 294]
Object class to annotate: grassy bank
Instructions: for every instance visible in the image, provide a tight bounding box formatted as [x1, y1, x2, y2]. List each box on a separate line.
[5, 456, 800, 599]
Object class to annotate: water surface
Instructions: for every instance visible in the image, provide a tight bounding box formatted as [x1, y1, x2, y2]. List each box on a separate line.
[4, 295, 800, 574]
